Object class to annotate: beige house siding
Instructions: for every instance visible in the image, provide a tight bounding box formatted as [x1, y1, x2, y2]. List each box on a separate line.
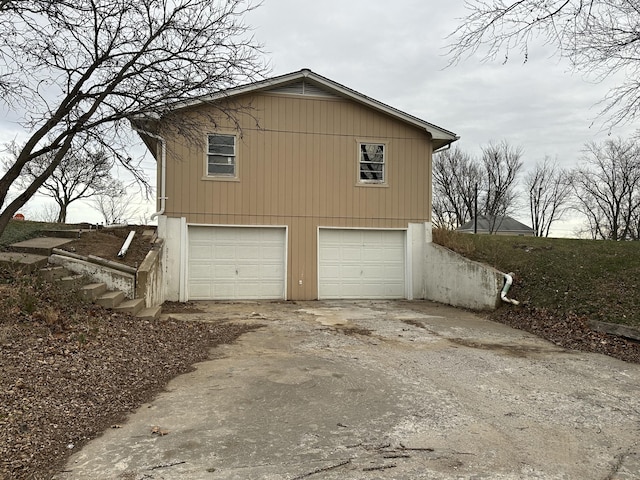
[161, 92, 433, 300]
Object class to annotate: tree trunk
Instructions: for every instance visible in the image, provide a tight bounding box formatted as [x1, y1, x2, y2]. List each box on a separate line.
[56, 204, 68, 223]
[0, 210, 14, 239]
[0, 139, 72, 237]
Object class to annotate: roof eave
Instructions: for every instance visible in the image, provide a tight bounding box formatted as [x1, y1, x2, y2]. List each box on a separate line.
[164, 69, 458, 145]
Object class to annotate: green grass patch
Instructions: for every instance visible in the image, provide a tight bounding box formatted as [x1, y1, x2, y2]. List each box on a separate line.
[434, 229, 640, 327]
[0, 220, 75, 248]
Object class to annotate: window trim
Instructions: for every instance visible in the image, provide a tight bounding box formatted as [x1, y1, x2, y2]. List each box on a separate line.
[357, 140, 388, 186]
[204, 133, 238, 181]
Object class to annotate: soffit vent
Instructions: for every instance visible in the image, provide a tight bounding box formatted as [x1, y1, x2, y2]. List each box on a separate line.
[268, 80, 340, 99]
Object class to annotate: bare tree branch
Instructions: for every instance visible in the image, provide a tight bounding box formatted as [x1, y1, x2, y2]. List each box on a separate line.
[0, 0, 267, 236]
[525, 156, 573, 236]
[447, 0, 640, 125]
[571, 137, 640, 240]
[480, 140, 524, 232]
[433, 141, 523, 232]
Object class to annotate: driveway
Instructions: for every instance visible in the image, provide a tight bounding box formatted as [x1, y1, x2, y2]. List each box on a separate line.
[56, 301, 640, 479]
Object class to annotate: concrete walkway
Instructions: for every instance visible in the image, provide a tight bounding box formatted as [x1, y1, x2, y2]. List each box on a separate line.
[55, 301, 640, 479]
[0, 236, 75, 270]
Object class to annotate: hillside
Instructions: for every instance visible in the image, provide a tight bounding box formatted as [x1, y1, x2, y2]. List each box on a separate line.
[434, 229, 640, 363]
[434, 229, 640, 327]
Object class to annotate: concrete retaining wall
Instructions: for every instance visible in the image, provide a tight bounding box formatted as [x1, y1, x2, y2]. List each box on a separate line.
[423, 242, 503, 310]
[49, 254, 135, 299]
[135, 240, 165, 308]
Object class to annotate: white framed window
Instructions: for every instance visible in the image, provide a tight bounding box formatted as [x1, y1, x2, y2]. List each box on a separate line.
[207, 134, 236, 176]
[359, 143, 385, 183]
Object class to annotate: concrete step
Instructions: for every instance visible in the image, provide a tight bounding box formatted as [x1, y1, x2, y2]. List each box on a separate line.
[9, 237, 75, 256]
[114, 298, 145, 316]
[40, 229, 82, 239]
[0, 252, 49, 272]
[57, 274, 86, 289]
[80, 283, 108, 301]
[96, 290, 125, 308]
[136, 306, 162, 320]
[39, 265, 70, 281]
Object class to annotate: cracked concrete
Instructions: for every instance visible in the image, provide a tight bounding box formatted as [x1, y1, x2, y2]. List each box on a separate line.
[55, 301, 640, 479]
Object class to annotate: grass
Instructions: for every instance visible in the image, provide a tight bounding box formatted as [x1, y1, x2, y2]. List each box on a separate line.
[433, 229, 640, 327]
[0, 220, 76, 249]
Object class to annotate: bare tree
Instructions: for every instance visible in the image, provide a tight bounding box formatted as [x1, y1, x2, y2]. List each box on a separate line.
[525, 156, 573, 237]
[32, 202, 60, 223]
[6, 141, 116, 223]
[433, 146, 482, 229]
[91, 182, 141, 225]
[0, 0, 266, 237]
[433, 141, 523, 232]
[447, 0, 640, 125]
[480, 141, 524, 232]
[572, 138, 640, 240]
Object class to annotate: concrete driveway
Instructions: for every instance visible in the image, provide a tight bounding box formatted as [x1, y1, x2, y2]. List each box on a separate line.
[56, 301, 640, 479]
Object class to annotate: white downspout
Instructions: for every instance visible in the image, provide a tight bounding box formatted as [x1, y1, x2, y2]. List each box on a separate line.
[131, 125, 166, 220]
[501, 272, 520, 305]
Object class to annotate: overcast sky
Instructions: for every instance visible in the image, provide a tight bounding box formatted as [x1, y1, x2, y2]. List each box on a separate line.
[248, 0, 636, 236]
[3, 0, 637, 235]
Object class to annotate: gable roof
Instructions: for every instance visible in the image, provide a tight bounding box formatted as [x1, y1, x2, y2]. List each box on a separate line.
[161, 69, 459, 151]
[457, 215, 534, 234]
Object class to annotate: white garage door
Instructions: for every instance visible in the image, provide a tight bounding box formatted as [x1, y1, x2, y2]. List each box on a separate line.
[318, 229, 406, 299]
[188, 226, 286, 300]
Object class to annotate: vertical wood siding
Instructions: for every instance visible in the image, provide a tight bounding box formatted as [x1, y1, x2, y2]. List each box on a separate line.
[162, 93, 433, 299]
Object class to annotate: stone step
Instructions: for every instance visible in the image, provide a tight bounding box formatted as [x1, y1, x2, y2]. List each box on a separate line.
[114, 298, 145, 316]
[80, 283, 108, 301]
[0, 252, 49, 272]
[57, 274, 86, 289]
[136, 306, 162, 320]
[39, 265, 70, 281]
[40, 229, 83, 239]
[96, 290, 125, 309]
[9, 237, 75, 256]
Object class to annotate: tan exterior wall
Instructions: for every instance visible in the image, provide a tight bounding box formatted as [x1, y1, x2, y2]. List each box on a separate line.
[161, 92, 434, 300]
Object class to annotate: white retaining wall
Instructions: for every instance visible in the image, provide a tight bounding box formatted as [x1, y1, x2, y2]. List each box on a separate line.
[49, 254, 136, 299]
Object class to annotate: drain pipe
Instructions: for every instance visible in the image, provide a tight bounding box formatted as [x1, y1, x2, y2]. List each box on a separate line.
[118, 230, 136, 258]
[131, 123, 166, 220]
[501, 272, 520, 305]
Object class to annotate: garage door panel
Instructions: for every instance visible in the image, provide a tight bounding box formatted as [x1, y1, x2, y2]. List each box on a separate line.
[188, 226, 286, 300]
[191, 245, 213, 259]
[189, 282, 212, 298]
[190, 263, 214, 279]
[318, 229, 406, 299]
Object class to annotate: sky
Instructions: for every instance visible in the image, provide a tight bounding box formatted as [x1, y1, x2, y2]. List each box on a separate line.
[2, 0, 637, 236]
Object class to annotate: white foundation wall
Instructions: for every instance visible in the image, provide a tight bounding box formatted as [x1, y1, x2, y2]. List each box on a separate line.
[407, 223, 426, 300]
[422, 226, 503, 310]
[159, 215, 185, 302]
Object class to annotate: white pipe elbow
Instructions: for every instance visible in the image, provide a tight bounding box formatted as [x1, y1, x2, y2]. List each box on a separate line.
[501, 272, 520, 305]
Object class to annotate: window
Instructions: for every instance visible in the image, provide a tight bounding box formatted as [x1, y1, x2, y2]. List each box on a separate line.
[207, 134, 236, 176]
[359, 143, 385, 183]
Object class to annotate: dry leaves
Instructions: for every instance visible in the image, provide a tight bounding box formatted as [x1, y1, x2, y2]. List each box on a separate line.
[0, 275, 260, 480]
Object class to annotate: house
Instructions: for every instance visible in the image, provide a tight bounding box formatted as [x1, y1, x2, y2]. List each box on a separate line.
[132, 69, 458, 301]
[457, 215, 534, 236]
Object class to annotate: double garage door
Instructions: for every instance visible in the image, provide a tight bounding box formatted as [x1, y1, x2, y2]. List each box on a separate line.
[187, 226, 406, 300]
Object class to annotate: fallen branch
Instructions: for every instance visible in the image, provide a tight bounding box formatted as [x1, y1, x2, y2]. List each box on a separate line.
[290, 459, 351, 479]
[363, 464, 397, 472]
[149, 460, 186, 470]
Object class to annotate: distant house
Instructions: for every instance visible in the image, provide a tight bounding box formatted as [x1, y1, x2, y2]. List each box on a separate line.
[457, 215, 534, 236]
